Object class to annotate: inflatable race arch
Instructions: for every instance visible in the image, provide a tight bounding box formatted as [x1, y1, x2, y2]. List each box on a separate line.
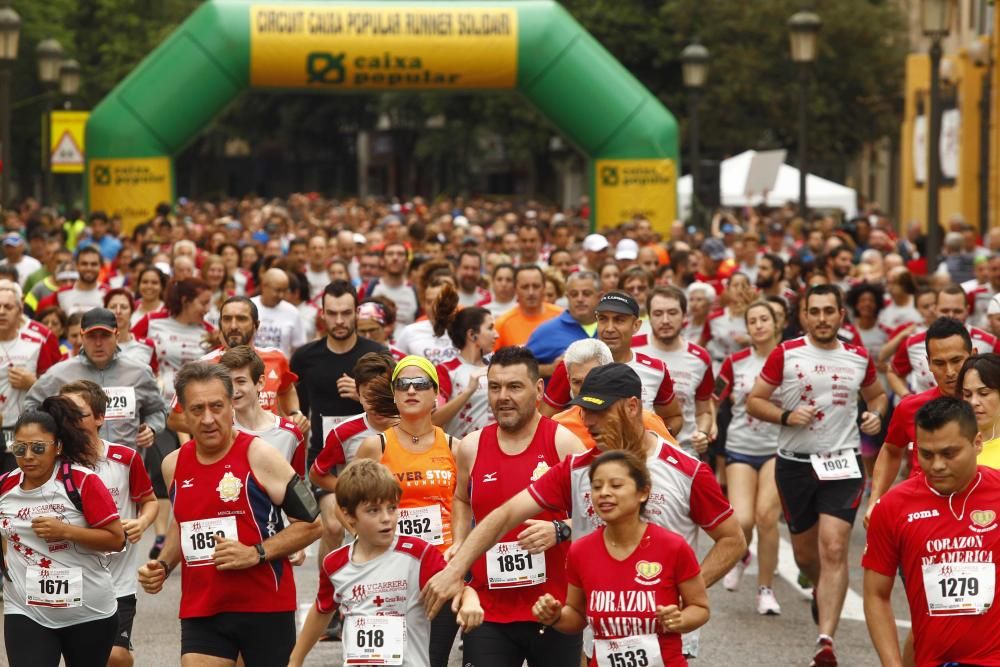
[86, 1, 679, 233]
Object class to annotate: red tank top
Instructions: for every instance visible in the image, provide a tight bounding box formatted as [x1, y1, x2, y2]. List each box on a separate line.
[469, 416, 570, 623]
[171, 431, 296, 618]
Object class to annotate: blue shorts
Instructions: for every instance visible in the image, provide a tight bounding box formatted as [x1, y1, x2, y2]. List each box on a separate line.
[725, 450, 775, 472]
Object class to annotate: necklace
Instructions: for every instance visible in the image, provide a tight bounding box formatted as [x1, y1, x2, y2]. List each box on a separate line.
[397, 425, 433, 444]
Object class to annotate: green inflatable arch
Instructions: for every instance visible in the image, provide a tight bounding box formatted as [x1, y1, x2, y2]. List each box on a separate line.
[86, 0, 678, 233]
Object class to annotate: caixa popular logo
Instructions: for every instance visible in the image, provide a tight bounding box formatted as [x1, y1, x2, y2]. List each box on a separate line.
[306, 51, 461, 86]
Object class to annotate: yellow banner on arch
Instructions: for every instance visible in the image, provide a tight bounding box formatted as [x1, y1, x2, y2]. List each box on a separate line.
[594, 159, 677, 236]
[250, 5, 517, 89]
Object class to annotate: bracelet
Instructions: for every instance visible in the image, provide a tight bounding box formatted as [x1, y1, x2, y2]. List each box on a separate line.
[255, 542, 267, 564]
[157, 559, 172, 578]
[780, 410, 792, 426]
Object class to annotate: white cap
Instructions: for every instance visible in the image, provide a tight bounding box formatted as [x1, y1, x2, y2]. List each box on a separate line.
[154, 261, 173, 277]
[453, 215, 470, 228]
[615, 238, 639, 261]
[989, 294, 1000, 316]
[686, 281, 717, 301]
[352, 233, 367, 245]
[583, 234, 609, 253]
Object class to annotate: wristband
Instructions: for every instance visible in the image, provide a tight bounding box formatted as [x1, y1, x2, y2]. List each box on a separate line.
[780, 410, 792, 426]
[255, 542, 266, 564]
[157, 559, 172, 578]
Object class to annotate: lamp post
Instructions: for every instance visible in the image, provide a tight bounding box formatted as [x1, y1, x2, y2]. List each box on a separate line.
[59, 58, 81, 104]
[36, 37, 63, 206]
[0, 5, 19, 208]
[681, 40, 709, 228]
[788, 10, 821, 217]
[970, 38, 991, 237]
[922, 0, 952, 268]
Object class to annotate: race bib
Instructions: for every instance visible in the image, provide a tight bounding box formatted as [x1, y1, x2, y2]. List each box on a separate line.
[344, 615, 406, 665]
[103, 386, 137, 420]
[810, 450, 862, 480]
[922, 562, 995, 616]
[180, 516, 239, 566]
[486, 541, 546, 589]
[396, 505, 443, 545]
[596, 634, 663, 667]
[26, 566, 82, 608]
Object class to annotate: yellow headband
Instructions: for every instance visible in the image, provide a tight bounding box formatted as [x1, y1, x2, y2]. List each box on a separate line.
[391, 355, 439, 386]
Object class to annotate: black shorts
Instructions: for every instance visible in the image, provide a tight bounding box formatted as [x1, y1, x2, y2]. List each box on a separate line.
[774, 454, 865, 534]
[145, 429, 180, 499]
[114, 595, 137, 650]
[180, 611, 295, 666]
[463, 620, 582, 667]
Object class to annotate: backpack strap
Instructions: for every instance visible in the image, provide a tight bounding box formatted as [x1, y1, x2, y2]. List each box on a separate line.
[379, 432, 386, 455]
[60, 460, 85, 515]
[448, 435, 456, 452]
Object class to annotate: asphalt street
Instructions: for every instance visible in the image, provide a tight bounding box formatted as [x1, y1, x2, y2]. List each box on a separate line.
[0, 519, 908, 666]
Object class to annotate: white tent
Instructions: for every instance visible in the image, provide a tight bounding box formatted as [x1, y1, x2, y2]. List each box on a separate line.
[677, 150, 858, 219]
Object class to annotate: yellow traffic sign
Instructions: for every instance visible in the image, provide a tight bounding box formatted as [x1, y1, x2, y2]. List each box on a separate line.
[49, 110, 89, 174]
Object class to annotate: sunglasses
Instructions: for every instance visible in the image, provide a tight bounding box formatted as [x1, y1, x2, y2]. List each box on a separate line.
[394, 377, 435, 392]
[11, 441, 56, 458]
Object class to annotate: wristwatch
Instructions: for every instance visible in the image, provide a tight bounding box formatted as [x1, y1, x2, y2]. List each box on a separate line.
[553, 521, 572, 544]
[254, 542, 266, 564]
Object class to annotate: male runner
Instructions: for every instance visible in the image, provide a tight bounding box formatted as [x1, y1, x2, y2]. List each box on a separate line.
[137, 362, 321, 666]
[864, 397, 1000, 665]
[747, 284, 887, 666]
[36, 245, 107, 315]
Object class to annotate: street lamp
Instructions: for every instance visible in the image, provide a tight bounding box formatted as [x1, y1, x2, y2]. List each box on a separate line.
[970, 37, 992, 237]
[788, 10, 821, 217]
[0, 5, 20, 207]
[59, 58, 81, 99]
[681, 40, 709, 227]
[36, 38, 63, 206]
[922, 0, 953, 268]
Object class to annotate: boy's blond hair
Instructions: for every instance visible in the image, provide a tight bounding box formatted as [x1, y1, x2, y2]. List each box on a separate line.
[336, 459, 402, 516]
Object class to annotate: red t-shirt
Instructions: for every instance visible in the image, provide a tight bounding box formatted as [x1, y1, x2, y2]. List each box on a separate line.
[863, 467, 1000, 666]
[567, 523, 700, 667]
[883, 386, 943, 477]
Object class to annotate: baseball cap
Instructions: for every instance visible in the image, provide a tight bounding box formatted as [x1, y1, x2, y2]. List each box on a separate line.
[568, 363, 642, 411]
[81, 308, 117, 334]
[989, 294, 1000, 316]
[595, 291, 639, 317]
[583, 234, 609, 253]
[615, 238, 639, 261]
[768, 222, 785, 235]
[720, 222, 735, 234]
[702, 238, 727, 261]
[2, 233, 22, 247]
[453, 215, 470, 228]
[352, 233, 367, 245]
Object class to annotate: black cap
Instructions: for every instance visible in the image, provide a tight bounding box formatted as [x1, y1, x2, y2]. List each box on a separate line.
[80, 308, 117, 334]
[595, 291, 639, 317]
[568, 363, 642, 411]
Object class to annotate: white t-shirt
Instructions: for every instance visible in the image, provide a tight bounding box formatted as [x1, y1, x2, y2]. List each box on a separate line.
[486, 298, 516, 319]
[395, 320, 457, 365]
[251, 296, 307, 357]
[306, 268, 330, 299]
[437, 357, 494, 439]
[705, 307, 749, 366]
[0, 327, 61, 426]
[133, 312, 214, 402]
[54, 285, 108, 316]
[235, 414, 305, 477]
[94, 441, 153, 597]
[877, 297, 921, 332]
[760, 336, 878, 457]
[715, 349, 780, 456]
[369, 281, 419, 326]
[297, 301, 318, 342]
[0, 255, 41, 288]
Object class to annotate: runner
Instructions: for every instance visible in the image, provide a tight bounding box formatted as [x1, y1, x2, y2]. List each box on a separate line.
[353, 355, 461, 667]
[486, 263, 517, 319]
[493, 266, 564, 349]
[746, 283, 887, 666]
[863, 397, 1000, 665]
[103, 288, 158, 371]
[633, 286, 715, 456]
[251, 268, 306, 358]
[0, 396, 126, 667]
[551, 339, 674, 448]
[526, 271, 600, 378]
[541, 291, 682, 436]
[434, 305, 497, 440]
[137, 362, 322, 666]
[362, 241, 419, 326]
[356, 298, 405, 360]
[532, 450, 710, 667]
[958, 353, 1000, 468]
[288, 459, 483, 667]
[423, 363, 742, 661]
[714, 300, 783, 614]
[0, 280, 62, 468]
[58, 381, 158, 667]
[219, 345, 306, 477]
[451, 346, 585, 667]
[35, 246, 107, 316]
[866, 318, 973, 526]
[131, 267, 167, 327]
[394, 263, 461, 365]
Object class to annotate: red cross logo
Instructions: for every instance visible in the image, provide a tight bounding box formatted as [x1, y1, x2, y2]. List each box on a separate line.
[373, 595, 385, 607]
[39, 558, 52, 569]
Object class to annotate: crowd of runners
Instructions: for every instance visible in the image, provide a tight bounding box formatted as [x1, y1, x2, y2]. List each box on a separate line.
[0, 194, 997, 667]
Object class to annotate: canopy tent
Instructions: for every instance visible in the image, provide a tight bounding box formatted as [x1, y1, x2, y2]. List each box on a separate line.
[678, 150, 858, 219]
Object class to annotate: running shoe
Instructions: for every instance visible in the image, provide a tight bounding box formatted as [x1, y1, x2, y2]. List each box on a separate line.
[810, 635, 837, 666]
[148, 534, 165, 560]
[723, 551, 751, 591]
[756, 586, 781, 615]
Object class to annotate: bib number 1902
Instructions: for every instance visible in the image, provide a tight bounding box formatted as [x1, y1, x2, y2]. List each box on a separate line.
[606, 649, 649, 667]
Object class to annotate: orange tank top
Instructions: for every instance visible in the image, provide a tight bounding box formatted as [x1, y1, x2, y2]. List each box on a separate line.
[380, 426, 457, 553]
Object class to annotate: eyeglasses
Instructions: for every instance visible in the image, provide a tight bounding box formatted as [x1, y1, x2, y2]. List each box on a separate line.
[10, 441, 56, 458]
[394, 377, 435, 392]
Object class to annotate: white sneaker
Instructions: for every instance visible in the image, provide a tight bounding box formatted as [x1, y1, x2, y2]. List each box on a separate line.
[723, 551, 750, 591]
[756, 586, 781, 615]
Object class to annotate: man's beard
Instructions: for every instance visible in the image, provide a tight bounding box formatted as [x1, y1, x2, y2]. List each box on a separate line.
[493, 402, 534, 432]
[225, 331, 252, 348]
[756, 275, 775, 290]
[592, 403, 645, 454]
